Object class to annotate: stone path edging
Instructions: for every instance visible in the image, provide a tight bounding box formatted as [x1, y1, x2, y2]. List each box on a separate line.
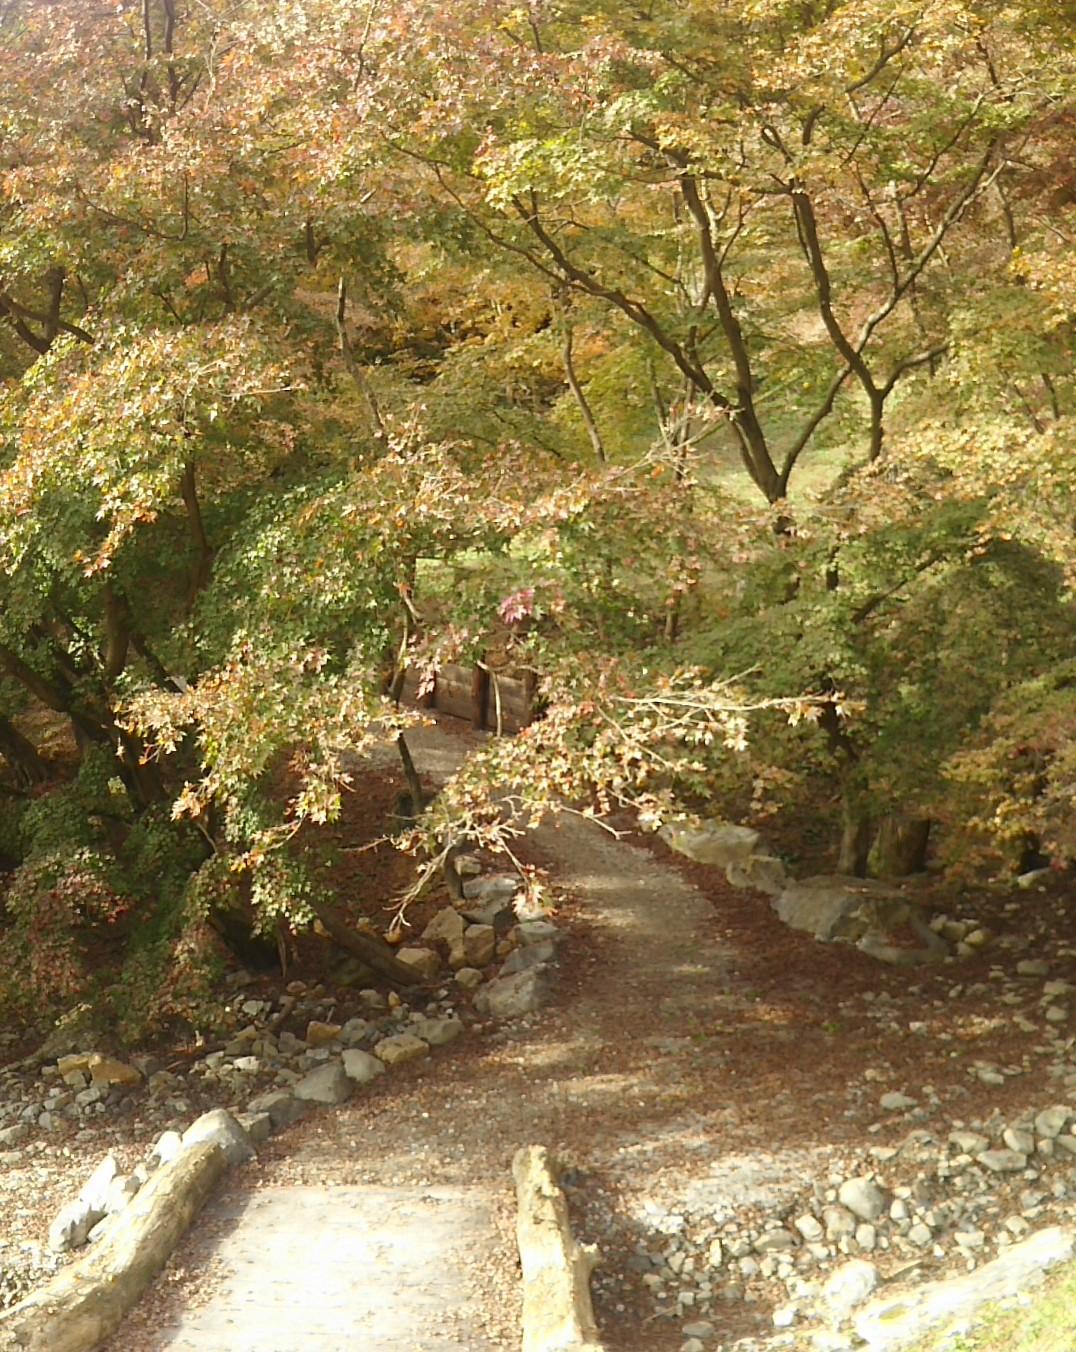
[0, 1110, 251, 1352]
[513, 1144, 604, 1352]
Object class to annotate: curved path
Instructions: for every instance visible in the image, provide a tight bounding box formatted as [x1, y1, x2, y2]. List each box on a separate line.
[108, 725, 832, 1352]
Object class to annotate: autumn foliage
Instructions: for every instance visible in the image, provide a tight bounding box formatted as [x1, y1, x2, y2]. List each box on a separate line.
[0, 0, 1071, 1035]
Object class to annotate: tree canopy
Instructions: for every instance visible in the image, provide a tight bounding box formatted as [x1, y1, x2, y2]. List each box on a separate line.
[0, 0, 1072, 1036]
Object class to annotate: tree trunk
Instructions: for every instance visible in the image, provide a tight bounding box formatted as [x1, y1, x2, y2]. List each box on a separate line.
[0, 1111, 250, 1352]
[0, 716, 48, 788]
[838, 795, 872, 877]
[396, 733, 425, 816]
[310, 899, 427, 987]
[870, 815, 932, 878]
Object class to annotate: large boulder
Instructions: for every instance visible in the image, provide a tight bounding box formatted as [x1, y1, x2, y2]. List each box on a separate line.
[772, 876, 948, 966]
[659, 819, 760, 868]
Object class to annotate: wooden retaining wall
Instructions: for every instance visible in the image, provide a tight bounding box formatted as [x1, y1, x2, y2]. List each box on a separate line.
[399, 663, 536, 733]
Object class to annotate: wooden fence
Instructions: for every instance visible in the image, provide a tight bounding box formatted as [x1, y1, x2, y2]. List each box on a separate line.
[399, 663, 536, 733]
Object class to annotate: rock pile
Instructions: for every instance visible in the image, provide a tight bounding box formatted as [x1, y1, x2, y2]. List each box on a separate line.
[628, 1095, 1076, 1349]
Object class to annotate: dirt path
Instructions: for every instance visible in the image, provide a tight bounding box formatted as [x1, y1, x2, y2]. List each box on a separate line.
[156, 1186, 503, 1351]
[106, 722, 1076, 1351]
[108, 726, 826, 1351]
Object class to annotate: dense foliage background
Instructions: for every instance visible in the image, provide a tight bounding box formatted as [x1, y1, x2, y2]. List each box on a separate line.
[0, 0, 1071, 1037]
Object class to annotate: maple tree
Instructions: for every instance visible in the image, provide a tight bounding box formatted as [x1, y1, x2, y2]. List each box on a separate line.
[0, 0, 1071, 1035]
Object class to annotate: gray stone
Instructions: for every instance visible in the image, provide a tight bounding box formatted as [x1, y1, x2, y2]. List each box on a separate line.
[104, 1172, 142, 1215]
[182, 1108, 256, 1165]
[147, 1129, 185, 1171]
[908, 1222, 934, 1247]
[395, 947, 441, 980]
[474, 968, 552, 1020]
[880, 1092, 917, 1112]
[499, 943, 556, 976]
[1016, 959, 1050, 976]
[246, 1090, 310, 1131]
[411, 1017, 463, 1047]
[0, 1123, 29, 1147]
[821, 1259, 879, 1319]
[374, 1033, 430, 1067]
[462, 924, 496, 967]
[294, 1062, 353, 1105]
[778, 878, 946, 965]
[854, 1226, 1075, 1351]
[340, 1017, 372, 1047]
[794, 1214, 824, 1242]
[838, 1177, 887, 1222]
[454, 967, 484, 991]
[516, 919, 563, 947]
[660, 818, 760, 867]
[1034, 1106, 1070, 1139]
[949, 1130, 990, 1155]
[462, 874, 518, 903]
[48, 1153, 118, 1251]
[423, 905, 467, 951]
[342, 1050, 386, 1084]
[725, 854, 787, 896]
[459, 897, 514, 927]
[977, 1148, 1027, 1173]
[235, 1111, 273, 1144]
[754, 1228, 796, 1252]
[1003, 1126, 1035, 1155]
[1054, 1135, 1076, 1156]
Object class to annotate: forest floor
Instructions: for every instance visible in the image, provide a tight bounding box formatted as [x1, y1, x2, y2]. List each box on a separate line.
[7, 718, 1076, 1350]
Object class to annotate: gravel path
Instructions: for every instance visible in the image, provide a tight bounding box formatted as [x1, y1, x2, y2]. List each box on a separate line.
[109, 724, 766, 1351]
[102, 722, 1076, 1352]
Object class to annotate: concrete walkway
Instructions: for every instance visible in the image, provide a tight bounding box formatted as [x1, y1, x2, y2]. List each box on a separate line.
[157, 1185, 503, 1351]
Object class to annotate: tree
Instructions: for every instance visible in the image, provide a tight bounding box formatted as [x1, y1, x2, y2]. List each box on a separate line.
[0, 0, 1070, 1038]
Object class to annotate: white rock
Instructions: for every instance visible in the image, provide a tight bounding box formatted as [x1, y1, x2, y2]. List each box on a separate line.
[342, 1049, 386, 1084]
[821, 1259, 879, 1319]
[823, 1205, 857, 1239]
[880, 1092, 918, 1112]
[838, 1177, 887, 1222]
[48, 1154, 118, 1252]
[977, 1148, 1027, 1173]
[1003, 1127, 1035, 1155]
[949, 1129, 990, 1155]
[182, 1109, 255, 1166]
